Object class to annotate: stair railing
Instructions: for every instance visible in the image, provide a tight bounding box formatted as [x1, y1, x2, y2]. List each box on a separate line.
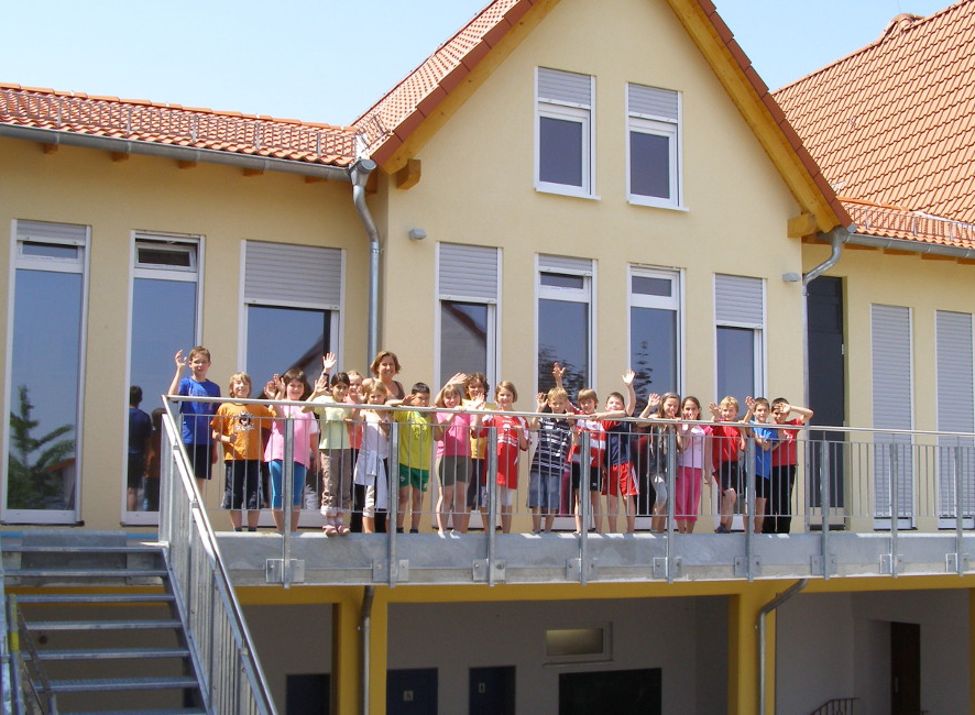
[158, 401, 276, 715]
[810, 697, 858, 714]
[4, 594, 58, 715]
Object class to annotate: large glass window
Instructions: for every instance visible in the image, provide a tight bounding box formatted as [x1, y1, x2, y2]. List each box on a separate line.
[126, 236, 199, 518]
[714, 275, 764, 410]
[536, 67, 594, 197]
[537, 263, 592, 397]
[246, 306, 331, 388]
[5, 222, 88, 522]
[440, 301, 490, 387]
[627, 84, 681, 208]
[629, 269, 680, 397]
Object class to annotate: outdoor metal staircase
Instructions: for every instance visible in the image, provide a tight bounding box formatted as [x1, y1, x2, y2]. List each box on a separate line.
[2, 532, 206, 715]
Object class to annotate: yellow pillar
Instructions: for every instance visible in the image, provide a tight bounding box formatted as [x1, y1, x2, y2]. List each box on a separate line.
[332, 588, 364, 715]
[368, 588, 390, 715]
[728, 583, 781, 715]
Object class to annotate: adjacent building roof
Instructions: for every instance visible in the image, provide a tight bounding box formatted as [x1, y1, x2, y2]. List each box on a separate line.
[775, 0, 975, 248]
[0, 83, 358, 168]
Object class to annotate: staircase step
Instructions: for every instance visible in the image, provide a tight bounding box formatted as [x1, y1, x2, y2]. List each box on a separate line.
[6, 544, 163, 554]
[47, 675, 199, 693]
[15, 592, 174, 605]
[7, 567, 167, 578]
[27, 618, 182, 631]
[29, 646, 190, 661]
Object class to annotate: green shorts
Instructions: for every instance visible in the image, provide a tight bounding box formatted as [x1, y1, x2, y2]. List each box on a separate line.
[399, 464, 430, 491]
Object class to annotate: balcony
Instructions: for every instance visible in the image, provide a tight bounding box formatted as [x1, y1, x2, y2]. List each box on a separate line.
[162, 397, 975, 588]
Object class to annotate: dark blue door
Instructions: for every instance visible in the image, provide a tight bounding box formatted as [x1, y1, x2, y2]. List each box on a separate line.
[387, 668, 437, 715]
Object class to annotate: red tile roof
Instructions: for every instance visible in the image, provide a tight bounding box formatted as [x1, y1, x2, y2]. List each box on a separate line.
[0, 83, 358, 167]
[775, 0, 975, 247]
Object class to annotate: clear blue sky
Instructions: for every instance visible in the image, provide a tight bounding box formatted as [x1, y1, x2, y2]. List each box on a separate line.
[2, 0, 949, 125]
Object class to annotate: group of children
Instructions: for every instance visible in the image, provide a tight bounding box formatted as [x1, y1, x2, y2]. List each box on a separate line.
[168, 345, 813, 535]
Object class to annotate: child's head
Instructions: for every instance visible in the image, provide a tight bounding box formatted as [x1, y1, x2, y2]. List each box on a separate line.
[771, 397, 789, 421]
[228, 372, 252, 399]
[466, 373, 489, 400]
[151, 407, 165, 432]
[718, 395, 739, 420]
[546, 387, 569, 414]
[370, 350, 401, 379]
[281, 368, 310, 400]
[605, 391, 625, 412]
[680, 396, 702, 420]
[330, 372, 351, 401]
[437, 384, 464, 408]
[187, 346, 211, 379]
[347, 370, 364, 400]
[495, 380, 518, 408]
[409, 382, 431, 407]
[752, 397, 771, 423]
[130, 385, 143, 407]
[577, 388, 598, 413]
[657, 392, 681, 418]
[366, 381, 388, 404]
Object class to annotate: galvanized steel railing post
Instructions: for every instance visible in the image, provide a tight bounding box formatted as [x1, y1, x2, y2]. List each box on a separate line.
[487, 426, 499, 586]
[579, 431, 591, 585]
[955, 445, 964, 574]
[820, 440, 831, 580]
[890, 442, 899, 576]
[388, 421, 399, 587]
[282, 416, 295, 588]
[666, 430, 677, 583]
[745, 437, 755, 581]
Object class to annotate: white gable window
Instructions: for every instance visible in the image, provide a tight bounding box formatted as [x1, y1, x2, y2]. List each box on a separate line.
[536, 67, 594, 198]
[627, 83, 681, 209]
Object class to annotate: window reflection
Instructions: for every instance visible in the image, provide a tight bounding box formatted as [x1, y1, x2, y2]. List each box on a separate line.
[538, 299, 589, 396]
[8, 269, 83, 511]
[540, 116, 584, 187]
[717, 326, 755, 408]
[630, 131, 671, 199]
[630, 307, 677, 397]
[246, 306, 329, 390]
[440, 301, 488, 387]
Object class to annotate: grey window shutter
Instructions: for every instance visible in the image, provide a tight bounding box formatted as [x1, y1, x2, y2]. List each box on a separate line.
[17, 219, 87, 244]
[628, 84, 679, 121]
[539, 254, 593, 276]
[936, 310, 975, 517]
[438, 244, 498, 302]
[244, 241, 342, 309]
[538, 68, 592, 107]
[714, 275, 763, 327]
[871, 304, 913, 518]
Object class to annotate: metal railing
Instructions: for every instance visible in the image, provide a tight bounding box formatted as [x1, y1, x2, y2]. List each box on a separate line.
[162, 394, 975, 584]
[4, 594, 57, 715]
[158, 402, 276, 715]
[810, 696, 858, 714]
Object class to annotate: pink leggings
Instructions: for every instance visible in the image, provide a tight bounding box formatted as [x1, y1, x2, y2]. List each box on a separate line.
[675, 466, 703, 523]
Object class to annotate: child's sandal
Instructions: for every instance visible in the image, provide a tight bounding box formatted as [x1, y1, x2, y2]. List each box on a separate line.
[323, 524, 338, 537]
[336, 524, 350, 536]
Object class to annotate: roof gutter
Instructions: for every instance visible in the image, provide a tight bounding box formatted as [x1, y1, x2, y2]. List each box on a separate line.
[844, 231, 975, 260]
[349, 159, 380, 362]
[0, 123, 352, 182]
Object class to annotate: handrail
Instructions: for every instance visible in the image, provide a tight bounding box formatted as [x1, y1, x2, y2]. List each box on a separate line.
[810, 696, 858, 714]
[1, 533, 13, 715]
[159, 400, 277, 715]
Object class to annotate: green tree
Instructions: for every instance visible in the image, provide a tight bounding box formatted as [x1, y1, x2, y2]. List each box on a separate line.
[7, 385, 75, 509]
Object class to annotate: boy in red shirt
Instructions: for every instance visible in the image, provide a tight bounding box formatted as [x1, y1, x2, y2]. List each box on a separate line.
[708, 396, 745, 533]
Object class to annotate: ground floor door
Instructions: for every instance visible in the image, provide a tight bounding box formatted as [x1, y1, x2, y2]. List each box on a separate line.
[387, 668, 437, 715]
[558, 668, 661, 715]
[891, 621, 921, 715]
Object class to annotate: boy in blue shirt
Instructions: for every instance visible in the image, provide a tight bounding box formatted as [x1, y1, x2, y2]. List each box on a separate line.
[743, 396, 777, 533]
[168, 346, 221, 494]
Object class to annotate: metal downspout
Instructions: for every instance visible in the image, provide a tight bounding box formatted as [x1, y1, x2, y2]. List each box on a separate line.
[350, 159, 380, 362]
[360, 586, 375, 715]
[757, 579, 807, 715]
[801, 228, 847, 408]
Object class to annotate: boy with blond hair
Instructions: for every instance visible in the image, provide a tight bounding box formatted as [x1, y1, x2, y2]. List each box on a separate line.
[708, 396, 745, 533]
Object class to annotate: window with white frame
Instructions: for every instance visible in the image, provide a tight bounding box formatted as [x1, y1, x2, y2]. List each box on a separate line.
[537, 255, 594, 397]
[242, 241, 342, 389]
[629, 268, 681, 397]
[536, 67, 594, 197]
[437, 243, 499, 389]
[935, 310, 975, 523]
[627, 83, 681, 208]
[5, 220, 89, 523]
[714, 274, 764, 409]
[126, 233, 201, 517]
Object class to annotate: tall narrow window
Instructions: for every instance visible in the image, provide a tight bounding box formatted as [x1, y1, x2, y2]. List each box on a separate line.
[5, 220, 88, 523]
[715, 275, 764, 409]
[629, 268, 681, 397]
[871, 304, 913, 526]
[243, 241, 341, 387]
[536, 67, 594, 197]
[936, 310, 975, 525]
[627, 84, 681, 208]
[437, 243, 499, 388]
[126, 234, 200, 518]
[537, 255, 594, 397]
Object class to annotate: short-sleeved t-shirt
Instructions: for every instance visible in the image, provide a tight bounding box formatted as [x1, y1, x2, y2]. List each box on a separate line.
[307, 395, 351, 451]
[176, 377, 220, 445]
[395, 410, 434, 470]
[128, 406, 153, 457]
[772, 418, 803, 467]
[210, 402, 274, 461]
[264, 404, 319, 467]
[752, 423, 777, 478]
[602, 420, 634, 466]
[532, 414, 572, 474]
[711, 424, 743, 469]
[437, 412, 472, 458]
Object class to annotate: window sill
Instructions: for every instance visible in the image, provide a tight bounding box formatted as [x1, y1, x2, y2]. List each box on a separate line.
[627, 196, 687, 212]
[535, 184, 600, 201]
